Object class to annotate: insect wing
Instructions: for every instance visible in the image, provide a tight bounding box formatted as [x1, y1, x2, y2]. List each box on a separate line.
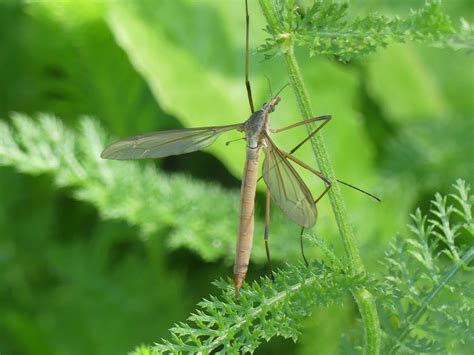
[262, 136, 316, 228]
[101, 124, 242, 160]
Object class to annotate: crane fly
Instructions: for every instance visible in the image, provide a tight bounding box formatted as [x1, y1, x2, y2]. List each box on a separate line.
[101, 0, 378, 297]
[101, 96, 332, 296]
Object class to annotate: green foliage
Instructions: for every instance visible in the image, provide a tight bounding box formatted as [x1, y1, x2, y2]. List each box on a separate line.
[383, 115, 474, 191]
[260, 0, 473, 61]
[0, 0, 163, 136]
[135, 180, 473, 354]
[0, 0, 472, 354]
[148, 262, 381, 354]
[380, 180, 474, 353]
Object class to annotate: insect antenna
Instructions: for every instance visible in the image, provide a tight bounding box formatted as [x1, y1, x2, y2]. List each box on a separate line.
[274, 82, 291, 98]
[263, 74, 274, 98]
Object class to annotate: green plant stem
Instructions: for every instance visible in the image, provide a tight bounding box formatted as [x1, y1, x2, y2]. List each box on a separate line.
[283, 51, 364, 271]
[258, 1, 381, 353]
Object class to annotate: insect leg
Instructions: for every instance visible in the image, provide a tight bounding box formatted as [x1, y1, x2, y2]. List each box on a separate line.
[279, 149, 332, 264]
[245, 0, 255, 114]
[299, 226, 309, 267]
[279, 149, 332, 189]
[272, 115, 331, 135]
[277, 117, 380, 201]
[264, 188, 274, 280]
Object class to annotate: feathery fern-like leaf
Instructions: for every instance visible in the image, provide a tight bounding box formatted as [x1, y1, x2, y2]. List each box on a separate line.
[380, 179, 474, 354]
[146, 260, 381, 354]
[260, 0, 473, 62]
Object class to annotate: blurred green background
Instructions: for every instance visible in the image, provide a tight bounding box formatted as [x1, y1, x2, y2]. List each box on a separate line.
[0, 0, 472, 354]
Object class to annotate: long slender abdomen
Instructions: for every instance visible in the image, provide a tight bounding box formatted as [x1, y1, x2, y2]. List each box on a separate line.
[234, 146, 260, 296]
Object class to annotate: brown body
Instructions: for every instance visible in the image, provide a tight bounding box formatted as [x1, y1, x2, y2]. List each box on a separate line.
[233, 97, 280, 296]
[234, 147, 259, 294]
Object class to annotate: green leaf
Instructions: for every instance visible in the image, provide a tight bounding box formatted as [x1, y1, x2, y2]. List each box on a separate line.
[382, 115, 474, 192]
[260, 0, 470, 62]
[2, 0, 166, 136]
[147, 261, 381, 354]
[366, 45, 449, 123]
[381, 180, 474, 353]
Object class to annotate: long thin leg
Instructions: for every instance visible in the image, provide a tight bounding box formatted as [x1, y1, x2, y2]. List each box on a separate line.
[272, 115, 331, 134]
[275, 117, 378, 265]
[271, 116, 333, 266]
[264, 188, 274, 280]
[279, 135, 378, 266]
[245, 0, 254, 114]
[279, 116, 380, 201]
[289, 118, 331, 155]
[262, 138, 333, 201]
[278, 149, 332, 265]
[277, 118, 378, 264]
[256, 115, 332, 181]
[299, 226, 309, 266]
[279, 148, 332, 188]
[337, 180, 381, 202]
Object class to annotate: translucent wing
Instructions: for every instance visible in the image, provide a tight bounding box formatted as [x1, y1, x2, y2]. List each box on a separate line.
[101, 124, 242, 160]
[262, 135, 316, 228]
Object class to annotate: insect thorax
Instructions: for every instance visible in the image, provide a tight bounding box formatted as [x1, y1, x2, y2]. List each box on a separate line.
[244, 110, 268, 148]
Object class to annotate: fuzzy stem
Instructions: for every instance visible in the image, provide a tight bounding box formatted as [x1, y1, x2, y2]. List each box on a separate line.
[258, 1, 381, 353]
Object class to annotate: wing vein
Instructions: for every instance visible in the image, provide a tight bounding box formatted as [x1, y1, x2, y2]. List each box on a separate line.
[262, 134, 316, 228]
[102, 124, 241, 160]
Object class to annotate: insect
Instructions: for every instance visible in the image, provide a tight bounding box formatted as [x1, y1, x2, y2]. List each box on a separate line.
[101, 103, 332, 297]
[101, 0, 377, 297]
